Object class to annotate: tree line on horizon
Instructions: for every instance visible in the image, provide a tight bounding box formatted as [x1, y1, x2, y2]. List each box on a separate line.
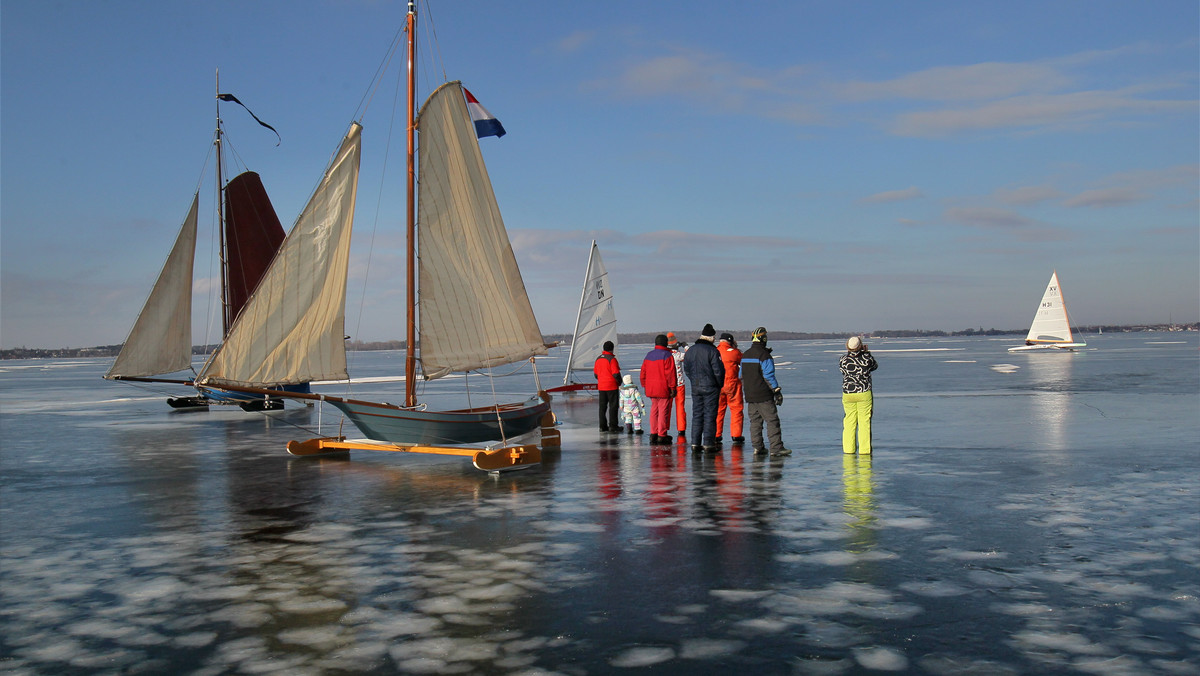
[4, 323, 1195, 360]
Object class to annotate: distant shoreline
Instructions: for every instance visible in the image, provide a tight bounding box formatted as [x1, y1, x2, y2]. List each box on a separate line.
[3, 324, 1194, 360]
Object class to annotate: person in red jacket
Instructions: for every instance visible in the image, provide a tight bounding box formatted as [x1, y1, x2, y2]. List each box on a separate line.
[594, 340, 621, 432]
[640, 334, 677, 443]
[715, 333, 745, 444]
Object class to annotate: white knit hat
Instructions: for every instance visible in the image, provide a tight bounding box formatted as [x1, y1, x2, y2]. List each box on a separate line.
[623, 374, 633, 385]
[847, 336, 862, 351]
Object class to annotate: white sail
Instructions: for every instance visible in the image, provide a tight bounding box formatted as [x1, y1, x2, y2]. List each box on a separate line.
[416, 82, 547, 381]
[105, 194, 198, 378]
[199, 123, 362, 387]
[1024, 271, 1077, 344]
[563, 241, 617, 384]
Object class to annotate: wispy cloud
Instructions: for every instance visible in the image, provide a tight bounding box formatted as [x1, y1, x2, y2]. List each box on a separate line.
[555, 30, 595, 54]
[944, 206, 1036, 229]
[1062, 187, 1147, 208]
[590, 41, 1194, 138]
[861, 187, 923, 204]
[994, 185, 1063, 205]
[838, 62, 1070, 102]
[587, 47, 823, 123]
[890, 89, 1195, 137]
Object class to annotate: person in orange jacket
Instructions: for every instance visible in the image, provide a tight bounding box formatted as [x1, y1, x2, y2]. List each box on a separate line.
[715, 333, 745, 444]
[594, 340, 621, 432]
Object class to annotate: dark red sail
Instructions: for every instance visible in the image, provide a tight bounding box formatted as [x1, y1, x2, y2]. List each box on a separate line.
[223, 171, 285, 330]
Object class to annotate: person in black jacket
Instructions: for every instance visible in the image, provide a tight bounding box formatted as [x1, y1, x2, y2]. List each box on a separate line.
[740, 327, 791, 456]
[682, 323, 725, 453]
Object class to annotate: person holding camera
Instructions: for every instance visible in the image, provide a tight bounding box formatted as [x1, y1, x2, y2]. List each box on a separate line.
[840, 336, 878, 454]
[740, 327, 790, 456]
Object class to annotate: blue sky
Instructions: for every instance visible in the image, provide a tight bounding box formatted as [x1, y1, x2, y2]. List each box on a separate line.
[2, 0, 1197, 349]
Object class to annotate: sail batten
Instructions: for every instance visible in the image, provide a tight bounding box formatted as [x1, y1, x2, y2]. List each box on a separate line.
[416, 82, 547, 381]
[199, 123, 362, 387]
[105, 194, 199, 379]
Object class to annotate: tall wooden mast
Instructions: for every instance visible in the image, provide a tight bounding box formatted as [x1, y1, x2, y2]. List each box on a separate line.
[403, 1, 418, 407]
[215, 69, 229, 336]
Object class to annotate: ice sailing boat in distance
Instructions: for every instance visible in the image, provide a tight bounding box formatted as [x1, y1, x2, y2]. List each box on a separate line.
[195, 2, 557, 471]
[547, 240, 617, 395]
[1008, 271, 1087, 352]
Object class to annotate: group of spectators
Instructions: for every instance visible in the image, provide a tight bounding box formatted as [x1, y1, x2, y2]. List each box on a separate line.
[592, 325, 879, 456]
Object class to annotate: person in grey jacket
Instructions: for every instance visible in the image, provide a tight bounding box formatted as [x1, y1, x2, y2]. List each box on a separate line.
[682, 323, 725, 453]
[740, 327, 791, 456]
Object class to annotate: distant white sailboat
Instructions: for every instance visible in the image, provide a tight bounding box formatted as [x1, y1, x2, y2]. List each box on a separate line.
[547, 240, 617, 394]
[1008, 271, 1087, 352]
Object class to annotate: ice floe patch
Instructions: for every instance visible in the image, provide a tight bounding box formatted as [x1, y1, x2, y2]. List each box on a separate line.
[898, 580, 970, 597]
[609, 645, 675, 667]
[853, 646, 909, 671]
[678, 637, 746, 659]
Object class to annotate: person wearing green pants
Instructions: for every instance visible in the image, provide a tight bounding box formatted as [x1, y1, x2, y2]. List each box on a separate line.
[839, 336, 878, 454]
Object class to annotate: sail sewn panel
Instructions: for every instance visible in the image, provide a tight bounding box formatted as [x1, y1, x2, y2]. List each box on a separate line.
[199, 124, 362, 386]
[224, 171, 286, 324]
[106, 194, 198, 378]
[566, 243, 617, 377]
[417, 82, 547, 380]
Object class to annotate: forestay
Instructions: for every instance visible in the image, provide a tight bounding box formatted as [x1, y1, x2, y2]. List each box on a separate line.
[105, 195, 198, 378]
[416, 82, 547, 380]
[199, 123, 362, 387]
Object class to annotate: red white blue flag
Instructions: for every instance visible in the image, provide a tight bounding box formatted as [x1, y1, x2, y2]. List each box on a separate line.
[463, 87, 506, 139]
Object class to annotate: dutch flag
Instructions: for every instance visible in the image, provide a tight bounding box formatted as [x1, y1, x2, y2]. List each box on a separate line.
[463, 87, 506, 139]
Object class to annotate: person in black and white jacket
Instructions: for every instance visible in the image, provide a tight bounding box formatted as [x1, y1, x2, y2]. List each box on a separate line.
[839, 336, 879, 454]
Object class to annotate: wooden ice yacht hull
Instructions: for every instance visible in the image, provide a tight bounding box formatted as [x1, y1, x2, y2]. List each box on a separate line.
[327, 395, 551, 445]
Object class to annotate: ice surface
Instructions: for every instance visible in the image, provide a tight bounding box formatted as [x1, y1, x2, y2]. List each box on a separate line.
[1, 335, 1197, 674]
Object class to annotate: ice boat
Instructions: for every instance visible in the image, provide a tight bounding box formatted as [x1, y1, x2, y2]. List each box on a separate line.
[1008, 271, 1087, 352]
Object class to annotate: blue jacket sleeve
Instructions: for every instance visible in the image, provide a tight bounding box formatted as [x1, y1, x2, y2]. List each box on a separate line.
[762, 356, 779, 389]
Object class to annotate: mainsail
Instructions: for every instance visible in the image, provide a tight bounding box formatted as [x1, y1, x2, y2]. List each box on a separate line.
[105, 195, 199, 378]
[563, 241, 617, 385]
[198, 123, 363, 387]
[1024, 271, 1076, 344]
[416, 82, 547, 381]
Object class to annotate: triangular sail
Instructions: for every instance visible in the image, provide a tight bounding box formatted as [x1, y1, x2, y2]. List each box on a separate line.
[563, 241, 617, 384]
[416, 81, 547, 380]
[199, 123, 362, 387]
[1024, 271, 1076, 344]
[105, 194, 199, 378]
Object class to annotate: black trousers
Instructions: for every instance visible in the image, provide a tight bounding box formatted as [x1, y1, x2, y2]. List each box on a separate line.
[598, 389, 620, 430]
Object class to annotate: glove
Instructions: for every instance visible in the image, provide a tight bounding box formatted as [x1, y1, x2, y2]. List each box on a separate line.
[772, 388, 783, 406]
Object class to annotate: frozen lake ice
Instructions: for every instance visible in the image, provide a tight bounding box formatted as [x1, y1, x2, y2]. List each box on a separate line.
[1, 333, 1197, 674]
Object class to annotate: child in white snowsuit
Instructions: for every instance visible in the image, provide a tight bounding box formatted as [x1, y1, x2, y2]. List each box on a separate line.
[619, 374, 646, 434]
